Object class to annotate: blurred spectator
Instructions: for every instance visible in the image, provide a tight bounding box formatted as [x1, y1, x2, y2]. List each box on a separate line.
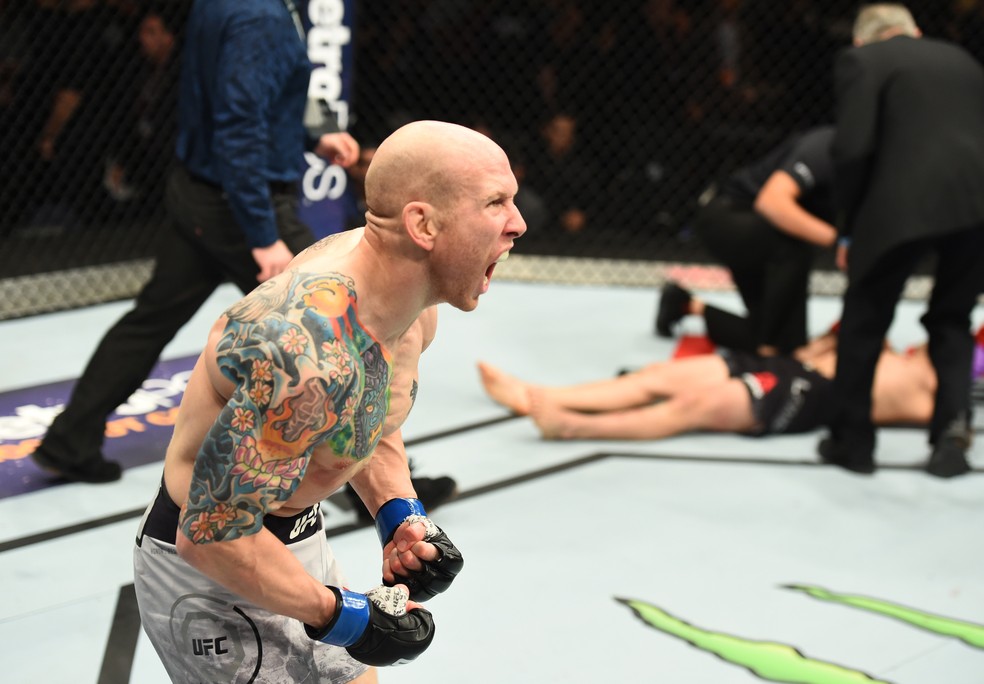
[622, 0, 703, 128]
[0, 0, 64, 232]
[700, 0, 779, 127]
[102, 7, 180, 215]
[713, 0, 745, 90]
[945, 0, 984, 63]
[615, 0, 711, 234]
[743, 0, 837, 128]
[524, 111, 598, 249]
[350, 3, 423, 139]
[33, 0, 135, 223]
[411, 0, 487, 121]
[535, 0, 594, 114]
[471, 0, 549, 130]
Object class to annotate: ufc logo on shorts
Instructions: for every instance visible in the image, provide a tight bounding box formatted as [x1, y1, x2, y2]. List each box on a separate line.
[192, 637, 228, 656]
[290, 506, 320, 540]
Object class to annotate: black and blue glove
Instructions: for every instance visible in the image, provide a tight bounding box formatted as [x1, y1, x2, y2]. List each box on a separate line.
[375, 497, 464, 601]
[305, 585, 434, 667]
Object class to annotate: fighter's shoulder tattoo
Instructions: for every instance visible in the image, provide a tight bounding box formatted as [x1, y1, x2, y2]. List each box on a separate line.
[304, 231, 346, 255]
[181, 272, 391, 544]
[223, 271, 295, 323]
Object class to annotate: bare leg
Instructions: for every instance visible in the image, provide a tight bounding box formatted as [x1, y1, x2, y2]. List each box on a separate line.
[478, 355, 731, 415]
[351, 667, 378, 683]
[477, 362, 534, 414]
[529, 379, 755, 440]
[689, 296, 706, 316]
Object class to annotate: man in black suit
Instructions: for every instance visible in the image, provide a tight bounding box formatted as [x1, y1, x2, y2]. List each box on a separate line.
[819, 4, 984, 477]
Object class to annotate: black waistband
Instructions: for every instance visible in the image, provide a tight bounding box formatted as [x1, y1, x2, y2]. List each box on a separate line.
[139, 482, 322, 546]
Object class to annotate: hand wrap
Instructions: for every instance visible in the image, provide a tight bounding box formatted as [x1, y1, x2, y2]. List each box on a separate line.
[376, 498, 464, 601]
[305, 585, 434, 667]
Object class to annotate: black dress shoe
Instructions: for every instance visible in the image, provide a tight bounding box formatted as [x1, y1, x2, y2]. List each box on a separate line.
[655, 282, 692, 337]
[926, 437, 971, 478]
[31, 447, 122, 483]
[412, 475, 459, 512]
[818, 437, 875, 475]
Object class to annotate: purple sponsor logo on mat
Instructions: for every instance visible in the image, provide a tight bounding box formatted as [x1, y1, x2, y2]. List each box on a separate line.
[0, 355, 198, 498]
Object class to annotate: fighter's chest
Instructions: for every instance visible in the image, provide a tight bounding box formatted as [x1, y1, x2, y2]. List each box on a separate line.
[321, 342, 391, 461]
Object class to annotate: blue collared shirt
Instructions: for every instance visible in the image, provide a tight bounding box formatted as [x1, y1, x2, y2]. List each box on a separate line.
[176, 0, 312, 248]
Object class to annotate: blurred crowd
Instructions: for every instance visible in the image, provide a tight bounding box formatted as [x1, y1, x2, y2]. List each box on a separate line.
[0, 0, 185, 238]
[0, 0, 982, 252]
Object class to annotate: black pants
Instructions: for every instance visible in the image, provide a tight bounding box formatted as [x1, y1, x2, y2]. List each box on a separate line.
[694, 195, 815, 354]
[39, 164, 315, 463]
[832, 226, 984, 454]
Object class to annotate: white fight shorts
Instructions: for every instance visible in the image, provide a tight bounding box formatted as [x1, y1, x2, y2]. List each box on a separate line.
[133, 484, 369, 683]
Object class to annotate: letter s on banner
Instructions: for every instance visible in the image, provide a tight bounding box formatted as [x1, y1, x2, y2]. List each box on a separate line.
[303, 152, 348, 203]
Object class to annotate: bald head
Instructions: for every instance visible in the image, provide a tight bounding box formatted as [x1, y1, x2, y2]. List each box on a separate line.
[364, 121, 509, 225]
[853, 4, 920, 45]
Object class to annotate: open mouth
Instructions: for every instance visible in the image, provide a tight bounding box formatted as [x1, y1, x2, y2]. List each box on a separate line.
[484, 251, 510, 287]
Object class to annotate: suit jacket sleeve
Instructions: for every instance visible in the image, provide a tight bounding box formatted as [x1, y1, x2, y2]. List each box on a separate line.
[831, 48, 881, 239]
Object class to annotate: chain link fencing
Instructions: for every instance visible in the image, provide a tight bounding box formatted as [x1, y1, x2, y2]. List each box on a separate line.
[0, 0, 978, 319]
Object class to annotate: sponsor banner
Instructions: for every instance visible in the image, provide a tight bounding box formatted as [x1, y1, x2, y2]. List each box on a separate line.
[298, 0, 355, 240]
[0, 355, 198, 499]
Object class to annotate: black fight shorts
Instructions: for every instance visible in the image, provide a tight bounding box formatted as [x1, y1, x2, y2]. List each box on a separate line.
[722, 350, 835, 435]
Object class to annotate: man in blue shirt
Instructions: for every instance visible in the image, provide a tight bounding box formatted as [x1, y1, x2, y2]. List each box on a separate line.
[31, 0, 360, 483]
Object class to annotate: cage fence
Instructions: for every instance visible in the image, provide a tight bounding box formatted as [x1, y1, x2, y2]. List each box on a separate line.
[0, 0, 979, 320]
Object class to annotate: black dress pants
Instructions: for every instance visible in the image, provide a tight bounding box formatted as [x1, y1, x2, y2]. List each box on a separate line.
[694, 195, 816, 354]
[832, 225, 984, 455]
[40, 164, 315, 463]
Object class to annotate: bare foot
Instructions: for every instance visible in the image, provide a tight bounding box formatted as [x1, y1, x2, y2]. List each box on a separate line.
[477, 362, 533, 415]
[529, 389, 577, 440]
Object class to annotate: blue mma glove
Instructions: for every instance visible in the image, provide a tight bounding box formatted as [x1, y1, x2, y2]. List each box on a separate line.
[305, 585, 434, 667]
[375, 497, 464, 601]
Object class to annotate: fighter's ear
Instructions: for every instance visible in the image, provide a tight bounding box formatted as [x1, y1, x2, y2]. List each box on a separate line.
[403, 201, 437, 251]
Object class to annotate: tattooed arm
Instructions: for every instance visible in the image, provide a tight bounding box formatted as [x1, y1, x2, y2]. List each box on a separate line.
[176, 490, 337, 626]
[174, 322, 356, 626]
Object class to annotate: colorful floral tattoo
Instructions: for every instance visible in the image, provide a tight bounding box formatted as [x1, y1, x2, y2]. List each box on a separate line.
[180, 271, 391, 544]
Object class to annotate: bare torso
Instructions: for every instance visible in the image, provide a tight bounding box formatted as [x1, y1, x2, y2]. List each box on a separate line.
[162, 228, 436, 517]
[870, 345, 936, 425]
[795, 337, 936, 426]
